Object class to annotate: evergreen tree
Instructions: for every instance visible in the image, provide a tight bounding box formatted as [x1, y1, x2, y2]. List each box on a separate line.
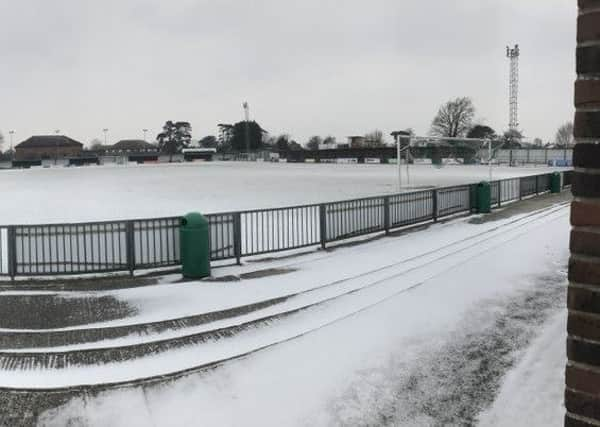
[157, 121, 192, 162]
[229, 121, 267, 151]
[306, 136, 322, 151]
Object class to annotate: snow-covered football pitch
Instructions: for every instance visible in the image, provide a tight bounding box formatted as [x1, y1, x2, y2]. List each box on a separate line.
[0, 161, 568, 224]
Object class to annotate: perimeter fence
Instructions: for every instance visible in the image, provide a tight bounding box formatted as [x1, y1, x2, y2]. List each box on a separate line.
[0, 171, 573, 279]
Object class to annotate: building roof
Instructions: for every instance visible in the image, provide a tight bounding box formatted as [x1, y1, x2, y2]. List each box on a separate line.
[110, 139, 157, 152]
[16, 135, 83, 149]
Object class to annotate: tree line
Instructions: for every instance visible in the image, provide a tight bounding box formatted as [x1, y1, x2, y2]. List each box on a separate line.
[429, 97, 574, 149]
[0, 104, 575, 161]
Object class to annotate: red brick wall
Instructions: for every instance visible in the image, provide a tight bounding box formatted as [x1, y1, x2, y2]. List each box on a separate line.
[566, 1, 600, 426]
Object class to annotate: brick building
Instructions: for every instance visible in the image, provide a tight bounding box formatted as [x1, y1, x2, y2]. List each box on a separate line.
[107, 139, 158, 154]
[14, 135, 83, 161]
[566, 1, 600, 426]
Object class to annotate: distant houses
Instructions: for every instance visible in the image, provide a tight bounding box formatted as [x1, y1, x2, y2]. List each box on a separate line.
[105, 139, 158, 154]
[6, 135, 211, 168]
[15, 135, 83, 161]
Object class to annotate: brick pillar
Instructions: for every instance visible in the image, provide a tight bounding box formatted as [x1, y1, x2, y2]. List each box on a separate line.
[566, 1, 600, 426]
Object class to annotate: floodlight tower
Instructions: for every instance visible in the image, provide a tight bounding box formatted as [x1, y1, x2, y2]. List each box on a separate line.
[506, 44, 520, 131]
[8, 130, 15, 151]
[242, 102, 250, 154]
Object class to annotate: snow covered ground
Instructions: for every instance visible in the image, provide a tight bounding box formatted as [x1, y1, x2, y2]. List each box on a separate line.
[0, 161, 566, 223]
[31, 201, 570, 426]
[478, 312, 566, 427]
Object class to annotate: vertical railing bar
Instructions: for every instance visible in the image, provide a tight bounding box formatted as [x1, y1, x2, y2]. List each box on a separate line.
[95, 224, 100, 271]
[126, 221, 135, 276]
[384, 196, 390, 235]
[52, 225, 57, 273]
[234, 213, 242, 264]
[151, 221, 157, 266]
[432, 189, 438, 222]
[172, 219, 177, 264]
[42, 226, 48, 274]
[145, 221, 150, 266]
[319, 204, 327, 249]
[157, 220, 163, 265]
[23, 227, 28, 275]
[8, 226, 16, 280]
[0, 227, 3, 275]
[110, 223, 116, 269]
[498, 181, 502, 208]
[61, 224, 66, 273]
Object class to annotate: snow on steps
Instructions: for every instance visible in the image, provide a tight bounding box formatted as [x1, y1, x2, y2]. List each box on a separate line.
[0, 205, 569, 391]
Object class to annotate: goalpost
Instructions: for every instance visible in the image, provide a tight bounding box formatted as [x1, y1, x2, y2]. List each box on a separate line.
[395, 135, 494, 191]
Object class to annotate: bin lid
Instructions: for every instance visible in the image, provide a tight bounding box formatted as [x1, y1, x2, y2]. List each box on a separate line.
[181, 212, 208, 228]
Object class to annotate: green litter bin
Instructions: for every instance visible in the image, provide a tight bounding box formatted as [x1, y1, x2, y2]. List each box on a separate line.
[180, 212, 211, 279]
[477, 182, 491, 214]
[550, 172, 561, 194]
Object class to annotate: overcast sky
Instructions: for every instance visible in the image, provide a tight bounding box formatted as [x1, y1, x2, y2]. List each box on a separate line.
[0, 0, 576, 147]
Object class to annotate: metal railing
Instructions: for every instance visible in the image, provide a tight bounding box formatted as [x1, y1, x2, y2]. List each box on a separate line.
[0, 171, 571, 279]
[239, 204, 320, 257]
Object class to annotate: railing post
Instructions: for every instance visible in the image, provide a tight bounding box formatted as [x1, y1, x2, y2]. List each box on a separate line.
[383, 196, 390, 235]
[432, 189, 438, 223]
[535, 175, 539, 195]
[319, 204, 327, 250]
[497, 182, 502, 208]
[519, 177, 523, 200]
[469, 184, 476, 213]
[233, 212, 242, 265]
[7, 226, 16, 281]
[126, 221, 135, 277]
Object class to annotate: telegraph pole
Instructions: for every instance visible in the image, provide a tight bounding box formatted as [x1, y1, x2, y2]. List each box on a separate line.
[103, 128, 109, 146]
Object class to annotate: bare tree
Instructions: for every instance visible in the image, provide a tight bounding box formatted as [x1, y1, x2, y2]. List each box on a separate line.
[555, 122, 574, 148]
[0, 131, 4, 153]
[89, 138, 104, 151]
[364, 129, 385, 147]
[430, 97, 476, 138]
[306, 136, 322, 151]
[323, 136, 337, 146]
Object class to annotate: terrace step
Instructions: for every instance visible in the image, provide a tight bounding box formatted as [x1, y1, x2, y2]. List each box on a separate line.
[0, 295, 288, 349]
[0, 294, 137, 330]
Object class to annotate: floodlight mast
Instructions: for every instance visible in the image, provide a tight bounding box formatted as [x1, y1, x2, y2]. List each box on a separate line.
[506, 44, 520, 131]
[243, 102, 250, 154]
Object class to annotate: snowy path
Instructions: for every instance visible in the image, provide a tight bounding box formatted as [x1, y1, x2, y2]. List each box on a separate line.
[30, 202, 570, 426]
